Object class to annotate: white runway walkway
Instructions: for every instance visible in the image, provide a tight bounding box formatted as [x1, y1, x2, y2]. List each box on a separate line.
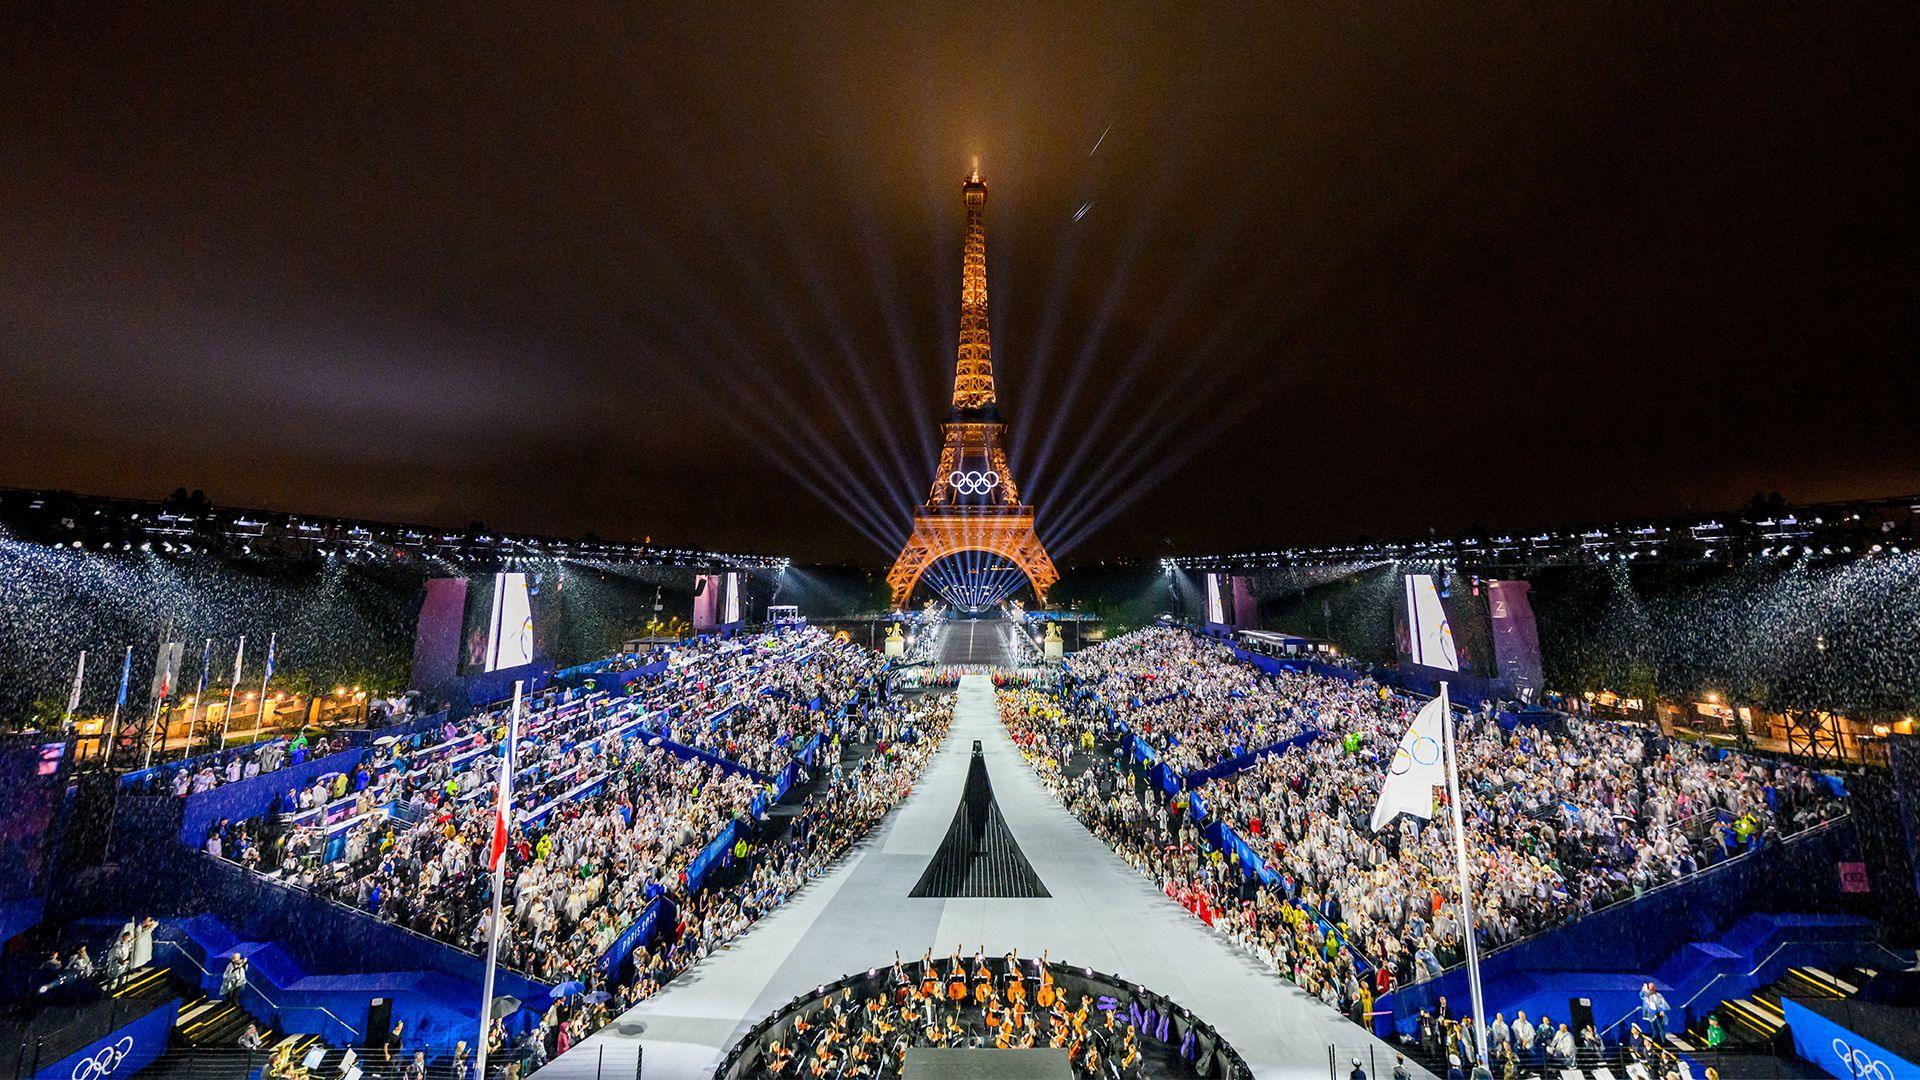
[538, 674, 1424, 1079]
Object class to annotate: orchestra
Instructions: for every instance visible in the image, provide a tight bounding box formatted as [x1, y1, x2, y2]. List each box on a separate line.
[740, 950, 1156, 1079]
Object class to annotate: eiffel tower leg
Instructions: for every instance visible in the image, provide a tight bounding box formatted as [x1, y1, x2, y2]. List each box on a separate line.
[887, 529, 939, 608]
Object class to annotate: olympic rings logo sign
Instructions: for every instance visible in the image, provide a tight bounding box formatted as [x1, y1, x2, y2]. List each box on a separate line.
[1389, 736, 1441, 776]
[72, 1037, 134, 1080]
[1832, 1038, 1893, 1080]
[948, 470, 1001, 496]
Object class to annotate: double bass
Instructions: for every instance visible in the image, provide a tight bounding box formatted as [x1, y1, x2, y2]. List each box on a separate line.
[918, 950, 939, 997]
[1035, 950, 1058, 1009]
[946, 950, 968, 1003]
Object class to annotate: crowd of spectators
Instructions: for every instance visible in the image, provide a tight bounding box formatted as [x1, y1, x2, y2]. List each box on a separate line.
[139, 732, 357, 798]
[199, 626, 954, 1061]
[1062, 628, 1323, 773]
[1019, 628, 1848, 1072]
[1000, 687, 1380, 1027]
[661, 636, 880, 774]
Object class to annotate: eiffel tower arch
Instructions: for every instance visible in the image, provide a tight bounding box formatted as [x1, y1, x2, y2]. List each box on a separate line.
[887, 169, 1058, 610]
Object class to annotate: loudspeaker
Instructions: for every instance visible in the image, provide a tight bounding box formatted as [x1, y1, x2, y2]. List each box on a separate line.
[1569, 996, 1595, 1033]
[60, 770, 120, 870]
[368, 997, 394, 1046]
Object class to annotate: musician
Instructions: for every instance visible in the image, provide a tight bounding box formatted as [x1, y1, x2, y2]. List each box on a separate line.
[1081, 1040, 1102, 1077]
[1118, 1025, 1142, 1074]
[919, 949, 940, 998]
[946, 949, 968, 1006]
[890, 952, 910, 1001]
[1005, 950, 1027, 1005]
[1035, 959, 1059, 1009]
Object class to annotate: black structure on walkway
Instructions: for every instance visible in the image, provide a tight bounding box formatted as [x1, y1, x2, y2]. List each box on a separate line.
[909, 741, 1049, 898]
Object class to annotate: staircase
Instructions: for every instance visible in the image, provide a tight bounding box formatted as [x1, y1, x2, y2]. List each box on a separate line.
[1672, 964, 1879, 1051]
[108, 964, 180, 1009]
[113, 964, 350, 1080]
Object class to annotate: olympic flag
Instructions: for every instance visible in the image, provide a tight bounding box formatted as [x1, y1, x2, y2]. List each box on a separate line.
[1369, 695, 1447, 830]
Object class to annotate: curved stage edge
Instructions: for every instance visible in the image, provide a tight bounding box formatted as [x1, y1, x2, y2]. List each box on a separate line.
[713, 957, 1251, 1079]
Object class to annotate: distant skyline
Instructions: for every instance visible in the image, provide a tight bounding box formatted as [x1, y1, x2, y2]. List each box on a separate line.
[4, 5, 1915, 562]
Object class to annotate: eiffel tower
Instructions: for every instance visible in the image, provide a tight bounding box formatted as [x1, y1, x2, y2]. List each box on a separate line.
[886, 168, 1058, 610]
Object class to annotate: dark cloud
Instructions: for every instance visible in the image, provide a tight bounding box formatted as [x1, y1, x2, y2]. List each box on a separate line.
[2, 3, 1915, 561]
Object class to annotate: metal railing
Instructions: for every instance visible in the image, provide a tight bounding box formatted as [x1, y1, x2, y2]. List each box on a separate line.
[1411, 809, 1856, 986]
[525, 1042, 643, 1080]
[155, 939, 362, 1044]
[1596, 936, 1911, 1042]
[191, 852, 545, 987]
[1325, 1041, 1422, 1079]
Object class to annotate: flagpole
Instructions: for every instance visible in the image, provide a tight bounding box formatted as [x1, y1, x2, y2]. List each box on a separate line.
[63, 650, 86, 736]
[145, 603, 179, 769]
[186, 638, 212, 757]
[1439, 680, 1489, 1065]
[257, 632, 276, 745]
[474, 680, 522, 1080]
[219, 636, 245, 751]
[105, 645, 134, 766]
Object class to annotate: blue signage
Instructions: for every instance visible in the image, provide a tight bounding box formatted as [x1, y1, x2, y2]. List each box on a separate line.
[1782, 997, 1919, 1080]
[35, 1001, 178, 1080]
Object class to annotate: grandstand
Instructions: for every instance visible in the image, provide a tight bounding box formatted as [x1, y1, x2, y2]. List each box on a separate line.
[2, 18, 1915, 1077]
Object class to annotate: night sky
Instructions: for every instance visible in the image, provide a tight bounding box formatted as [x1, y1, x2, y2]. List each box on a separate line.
[3, 5, 1915, 562]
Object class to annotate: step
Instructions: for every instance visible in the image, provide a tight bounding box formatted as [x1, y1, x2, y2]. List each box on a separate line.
[200, 1008, 255, 1043]
[1778, 971, 1843, 1000]
[1722, 999, 1784, 1038]
[175, 997, 226, 1028]
[1795, 966, 1858, 995]
[111, 967, 172, 997]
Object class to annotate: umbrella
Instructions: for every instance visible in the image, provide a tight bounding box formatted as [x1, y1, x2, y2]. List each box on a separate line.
[489, 995, 522, 1020]
[583, 991, 611, 1004]
[549, 980, 586, 999]
[374, 735, 400, 746]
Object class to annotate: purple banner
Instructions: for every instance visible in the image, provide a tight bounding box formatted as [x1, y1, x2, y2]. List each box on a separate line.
[1231, 575, 1258, 630]
[1487, 579, 1544, 700]
[411, 578, 468, 690]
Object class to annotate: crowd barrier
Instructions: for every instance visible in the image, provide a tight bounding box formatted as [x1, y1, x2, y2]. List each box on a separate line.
[1377, 816, 1865, 1039]
[598, 897, 671, 981]
[173, 747, 367, 848]
[1182, 728, 1322, 787]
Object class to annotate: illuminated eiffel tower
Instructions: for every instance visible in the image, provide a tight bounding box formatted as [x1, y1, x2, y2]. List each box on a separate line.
[887, 168, 1058, 610]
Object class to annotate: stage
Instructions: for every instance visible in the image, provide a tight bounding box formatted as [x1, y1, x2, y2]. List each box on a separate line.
[534, 674, 1425, 1079]
[934, 618, 1027, 667]
[901, 1047, 1070, 1078]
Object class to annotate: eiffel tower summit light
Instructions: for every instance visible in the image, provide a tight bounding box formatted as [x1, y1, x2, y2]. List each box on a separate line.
[887, 168, 1059, 610]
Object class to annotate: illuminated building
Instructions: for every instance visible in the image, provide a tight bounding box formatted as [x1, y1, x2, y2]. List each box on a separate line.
[886, 169, 1058, 609]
